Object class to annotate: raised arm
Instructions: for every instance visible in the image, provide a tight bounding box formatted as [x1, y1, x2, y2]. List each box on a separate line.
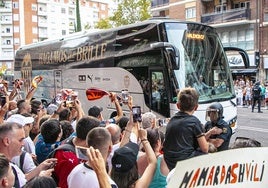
[87, 147, 112, 188]
[109, 92, 123, 124]
[135, 128, 157, 188]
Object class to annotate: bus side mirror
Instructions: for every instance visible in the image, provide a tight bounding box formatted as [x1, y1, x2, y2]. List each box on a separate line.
[166, 47, 179, 70]
[150, 42, 180, 70]
[224, 47, 250, 68]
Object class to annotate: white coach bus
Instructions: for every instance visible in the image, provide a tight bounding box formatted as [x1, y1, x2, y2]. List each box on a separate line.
[14, 18, 249, 131]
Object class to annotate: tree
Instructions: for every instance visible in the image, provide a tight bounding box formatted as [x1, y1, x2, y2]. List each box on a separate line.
[96, 0, 151, 29]
[75, 0, 82, 32]
[95, 18, 113, 29]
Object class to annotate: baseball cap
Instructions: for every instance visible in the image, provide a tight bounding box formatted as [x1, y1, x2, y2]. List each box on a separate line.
[88, 106, 103, 118]
[112, 142, 139, 172]
[6, 114, 34, 126]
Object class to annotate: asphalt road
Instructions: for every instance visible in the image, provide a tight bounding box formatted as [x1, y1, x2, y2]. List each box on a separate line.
[230, 105, 268, 147]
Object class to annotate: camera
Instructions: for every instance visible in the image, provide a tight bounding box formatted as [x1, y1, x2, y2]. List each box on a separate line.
[132, 106, 142, 122]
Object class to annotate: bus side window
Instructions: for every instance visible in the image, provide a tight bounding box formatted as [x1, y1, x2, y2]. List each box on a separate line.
[151, 71, 165, 113]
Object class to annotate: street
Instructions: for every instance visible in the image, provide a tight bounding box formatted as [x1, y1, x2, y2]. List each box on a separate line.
[230, 106, 268, 147]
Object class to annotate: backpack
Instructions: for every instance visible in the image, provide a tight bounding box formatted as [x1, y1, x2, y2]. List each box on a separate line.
[46, 138, 76, 184]
[19, 151, 39, 173]
[252, 85, 261, 98]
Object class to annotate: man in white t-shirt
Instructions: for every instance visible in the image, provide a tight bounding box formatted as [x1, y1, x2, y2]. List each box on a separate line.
[68, 127, 117, 188]
[0, 122, 57, 188]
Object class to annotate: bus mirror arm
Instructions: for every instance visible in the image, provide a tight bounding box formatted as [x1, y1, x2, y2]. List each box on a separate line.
[150, 42, 179, 57]
[150, 42, 180, 70]
[224, 47, 250, 68]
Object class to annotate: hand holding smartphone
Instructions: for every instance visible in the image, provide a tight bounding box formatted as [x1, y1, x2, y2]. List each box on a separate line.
[75, 146, 89, 160]
[132, 106, 142, 123]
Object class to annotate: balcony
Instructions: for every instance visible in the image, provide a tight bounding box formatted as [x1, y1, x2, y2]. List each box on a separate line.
[151, 0, 169, 8]
[201, 8, 251, 24]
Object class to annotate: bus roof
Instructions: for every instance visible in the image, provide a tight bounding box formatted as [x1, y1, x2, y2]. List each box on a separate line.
[17, 18, 215, 50]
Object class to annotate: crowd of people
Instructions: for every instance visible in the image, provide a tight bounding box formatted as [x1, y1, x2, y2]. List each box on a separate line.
[234, 78, 268, 112]
[0, 78, 262, 188]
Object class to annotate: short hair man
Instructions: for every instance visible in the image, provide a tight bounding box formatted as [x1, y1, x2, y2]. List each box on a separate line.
[0, 122, 56, 187]
[67, 127, 117, 188]
[141, 112, 157, 129]
[17, 100, 31, 114]
[0, 153, 15, 188]
[52, 116, 100, 188]
[35, 119, 62, 163]
[106, 124, 121, 172]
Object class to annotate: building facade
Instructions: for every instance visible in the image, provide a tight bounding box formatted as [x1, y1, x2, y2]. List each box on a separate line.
[151, 0, 268, 82]
[0, 0, 110, 74]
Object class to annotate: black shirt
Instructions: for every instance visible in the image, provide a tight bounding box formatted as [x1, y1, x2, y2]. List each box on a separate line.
[204, 118, 232, 151]
[163, 111, 205, 170]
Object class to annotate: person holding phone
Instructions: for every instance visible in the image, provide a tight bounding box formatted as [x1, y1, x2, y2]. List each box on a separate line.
[110, 112, 157, 188]
[67, 127, 117, 188]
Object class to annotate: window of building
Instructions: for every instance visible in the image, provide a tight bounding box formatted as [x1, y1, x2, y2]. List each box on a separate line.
[93, 3, 97, 9]
[32, 4, 37, 11]
[101, 4, 106, 11]
[185, 7, 196, 19]
[32, 15, 37, 22]
[69, 10, 74, 16]
[13, 2, 19, 9]
[61, 8, 66, 14]
[93, 12, 99, 19]
[14, 26, 19, 32]
[14, 38, 20, 44]
[13, 14, 19, 21]
[62, 30, 66, 35]
[6, 40, 11, 45]
[32, 27, 38, 34]
[237, 30, 245, 41]
[245, 29, 254, 41]
[6, 28, 10, 33]
[230, 31, 237, 42]
[264, 13, 268, 22]
[215, 5, 226, 12]
[221, 32, 229, 43]
[234, 1, 250, 9]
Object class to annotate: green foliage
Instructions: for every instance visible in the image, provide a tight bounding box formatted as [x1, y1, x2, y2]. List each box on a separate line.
[95, 18, 113, 29]
[96, 0, 151, 29]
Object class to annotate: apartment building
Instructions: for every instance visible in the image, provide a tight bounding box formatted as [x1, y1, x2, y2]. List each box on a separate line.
[0, 0, 111, 74]
[151, 0, 268, 81]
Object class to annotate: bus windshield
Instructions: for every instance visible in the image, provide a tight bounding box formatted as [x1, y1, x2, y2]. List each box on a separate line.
[165, 22, 235, 103]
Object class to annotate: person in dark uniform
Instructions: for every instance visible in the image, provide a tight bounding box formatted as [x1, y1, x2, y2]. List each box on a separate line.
[163, 88, 209, 171]
[204, 102, 232, 151]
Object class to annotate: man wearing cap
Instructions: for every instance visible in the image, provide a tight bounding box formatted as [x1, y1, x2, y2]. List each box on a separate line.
[88, 92, 123, 126]
[6, 114, 35, 155]
[0, 122, 57, 188]
[7, 114, 39, 174]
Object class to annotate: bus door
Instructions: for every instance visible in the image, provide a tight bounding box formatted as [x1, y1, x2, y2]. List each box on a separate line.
[54, 70, 63, 97]
[150, 69, 169, 117]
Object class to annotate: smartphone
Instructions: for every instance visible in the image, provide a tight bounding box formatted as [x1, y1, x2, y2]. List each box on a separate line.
[75, 146, 88, 160]
[132, 106, 142, 123]
[121, 89, 129, 103]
